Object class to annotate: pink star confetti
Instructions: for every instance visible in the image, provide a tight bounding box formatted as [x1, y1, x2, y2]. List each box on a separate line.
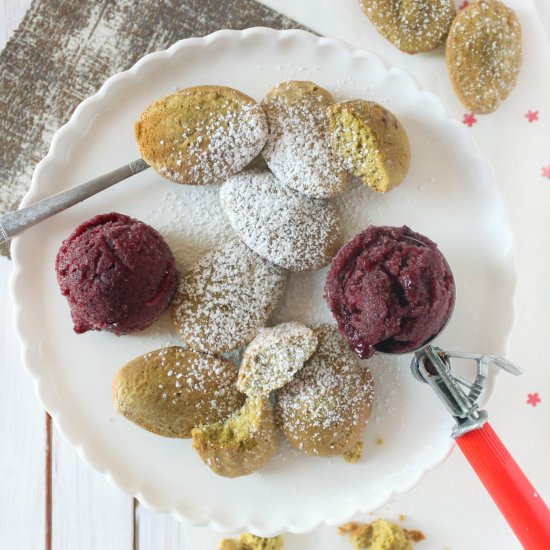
[462, 113, 477, 127]
[525, 110, 539, 123]
[459, 0, 469, 9]
[527, 393, 541, 407]
[542, 166, 550, 179]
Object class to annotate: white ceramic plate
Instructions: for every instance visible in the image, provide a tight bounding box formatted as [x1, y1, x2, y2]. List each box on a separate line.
[10, 28, 515, 535]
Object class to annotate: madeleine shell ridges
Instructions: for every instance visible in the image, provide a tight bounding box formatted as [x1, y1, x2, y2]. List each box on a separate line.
[237, 322, 318, 397]
[261, 80, 348, 198]
[220, 169, 342, 271]
[135, 85, 268, 185]
[446, 0, 522, 114]
[112, 346, 244, 438]
[359, 0, 456, 54]
[275, 324, 375, 456]
[170, 239, 287, 354]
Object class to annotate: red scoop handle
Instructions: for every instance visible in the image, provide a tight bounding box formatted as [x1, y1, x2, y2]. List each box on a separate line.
[456, 422, 550, 549]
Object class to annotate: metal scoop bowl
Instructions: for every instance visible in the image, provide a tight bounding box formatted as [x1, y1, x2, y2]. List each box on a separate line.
[375, 235, 549, 549]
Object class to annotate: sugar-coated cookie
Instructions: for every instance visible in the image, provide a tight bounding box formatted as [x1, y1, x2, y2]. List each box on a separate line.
[135, 85, 267, 184]
[262, 81, 348, 198]
[220, 169, 342, 271]
[359, 0, 455, 54]
[275, 324, 375, 456]
[112, 346, 244, 438]
[446, 0, 522, 114]
[237, 322, 318, 397]
[171, 239, 287, 353]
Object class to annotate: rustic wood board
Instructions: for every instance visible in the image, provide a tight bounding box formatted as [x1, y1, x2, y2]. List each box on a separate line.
[0, 256, 47, 550]
[0, 0, 306, 257]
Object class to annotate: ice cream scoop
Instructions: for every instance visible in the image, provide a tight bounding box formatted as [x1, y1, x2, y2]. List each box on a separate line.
[325, 225, 550, 549]
[409, 345, 550, 550]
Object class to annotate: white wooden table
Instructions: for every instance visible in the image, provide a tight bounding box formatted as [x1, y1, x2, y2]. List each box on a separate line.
[1, 1, 549, 549]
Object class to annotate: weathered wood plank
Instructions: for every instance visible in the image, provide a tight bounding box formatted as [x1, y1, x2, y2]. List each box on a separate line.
[0, 258, 47, 550]
[51, 430, 135, 550]
[0, 0, 28, 47]
[137, 507, 191, 550]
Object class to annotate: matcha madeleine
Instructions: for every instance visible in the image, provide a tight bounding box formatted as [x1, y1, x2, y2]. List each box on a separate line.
[192, 396, 278, 478]
[446, 0, 522, 114]
[219, 169, 342, 271]
[275, 324, 375, 456]
[237, 322, 318, 397]
[262, 80, 348, 198]
[219, 533, 285, 550]
[171, 239, 287, 354]
[112, 346, 244, 438]
[359, 0, 456, 54]
[328, 100, 411, 193]
[135, 85, 267, 185]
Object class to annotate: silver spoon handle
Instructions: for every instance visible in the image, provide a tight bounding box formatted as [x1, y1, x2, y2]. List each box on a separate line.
[0, 158, 149, 245]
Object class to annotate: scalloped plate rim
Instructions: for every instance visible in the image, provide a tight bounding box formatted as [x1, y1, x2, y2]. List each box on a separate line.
[9, 27, 516, 535]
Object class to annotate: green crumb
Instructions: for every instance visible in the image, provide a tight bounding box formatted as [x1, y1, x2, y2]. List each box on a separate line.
[219, 539, 239, 550]
[328, 100, 410, 194]
[195, 397, 260, 449]
[219, 533, 284, 550]
[338, 519, 415, 550]
[329, 108, 388, 192]
[239, 533, 284, 550]
[343, 441, 364, 464]
[191, 395, 277, 478]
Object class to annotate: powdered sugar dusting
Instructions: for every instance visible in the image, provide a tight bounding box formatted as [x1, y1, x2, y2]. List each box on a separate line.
[237, 322, 318, 397]
[360, 0, 455, 53]
[447, 0, 522, 113]
[275, 324, 375, 456]
[262, 81, 347, 198]
[138, 88, 268, 185]
[176, 102, 266, 184]
[142, 347, 241, 414]
[220, 169, 342, 271]
[145, 187, 233, 271]
[365, 353, 408, 430]
[170, 239, 287, 354]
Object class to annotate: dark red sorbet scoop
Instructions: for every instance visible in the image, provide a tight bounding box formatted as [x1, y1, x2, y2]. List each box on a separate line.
[56, 212, 178, 335]
[324, 225, 455, 359]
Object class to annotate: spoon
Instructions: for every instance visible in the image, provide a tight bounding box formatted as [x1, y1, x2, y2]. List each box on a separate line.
[0, 158, 149, 245]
